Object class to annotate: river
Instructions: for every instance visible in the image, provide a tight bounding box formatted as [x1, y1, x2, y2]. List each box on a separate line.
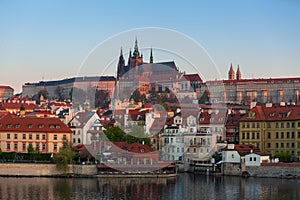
[0, 173, 300, 199]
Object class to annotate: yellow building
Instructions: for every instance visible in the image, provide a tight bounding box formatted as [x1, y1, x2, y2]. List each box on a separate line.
[239, 105, 300, 161]
[0, 113, 72, 153]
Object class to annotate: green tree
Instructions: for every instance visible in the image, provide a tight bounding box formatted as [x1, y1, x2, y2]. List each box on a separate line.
[199, 90, 210, 104]
[27, 144, 35, 160]
[274, 152, 292, 162]
[53, 142, 76, 173]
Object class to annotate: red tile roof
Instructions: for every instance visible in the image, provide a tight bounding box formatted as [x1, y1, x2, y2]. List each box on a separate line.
[240, 105, 300, 122]
[0, 114, 71, 133]
[1, 102, 40, 110]
[0, 86, 13, 90]
[223, 144, 265, 156]
[182, 74, 202, 82]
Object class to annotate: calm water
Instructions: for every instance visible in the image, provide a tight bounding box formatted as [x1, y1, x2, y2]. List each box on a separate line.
[0, 174, 300, 200]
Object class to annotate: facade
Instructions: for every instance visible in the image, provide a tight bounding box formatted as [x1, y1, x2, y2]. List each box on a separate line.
[239, 105, 300, 161]
[161, 125, 184, 161]
[0, 114, 72, 153]
[0, 86, 14, 101]
[22, 76, 116, 99]
[185, 109, 227, 167]
[68, 111, 101, 146]
[201, 65, 300, 105]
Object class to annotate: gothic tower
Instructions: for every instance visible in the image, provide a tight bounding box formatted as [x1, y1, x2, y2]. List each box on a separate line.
[150, 48, 153, 63]
[236, 65, 242, 80]
[228, 63, 235, 80]
[117, 48, 125, 79]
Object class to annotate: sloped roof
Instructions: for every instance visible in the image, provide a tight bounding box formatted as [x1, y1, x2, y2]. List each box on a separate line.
[0, 114, 71, 133]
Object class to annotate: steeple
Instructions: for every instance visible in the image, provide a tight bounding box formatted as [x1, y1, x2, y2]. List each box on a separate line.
[117, 47, 125, 79]
[150, 48, 153, 63]
[228, 63, 235, 80]
[133, 37, 139, 58]
[236, 65, 242, 80]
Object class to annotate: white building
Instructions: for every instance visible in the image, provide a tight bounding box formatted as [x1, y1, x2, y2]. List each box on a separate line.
[68, 111, 101, 146]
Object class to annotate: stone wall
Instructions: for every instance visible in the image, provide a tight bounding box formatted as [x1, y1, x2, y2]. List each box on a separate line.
[223, 163, 300, 178]
[222, 163, 242, 176]
[246, 163, 300, 178]
[0, 164, 97, 177]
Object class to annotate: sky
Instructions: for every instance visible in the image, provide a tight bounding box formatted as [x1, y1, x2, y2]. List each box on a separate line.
[0, 0, 299, 93]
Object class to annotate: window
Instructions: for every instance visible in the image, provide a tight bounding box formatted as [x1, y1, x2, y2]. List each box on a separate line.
[292, 122, 295, 128]
[242, 123, 245, 128]
[63, 135, 66, 140]
[281, 123, 284, 128]
[22, 143, 26, 150]
[252, 132, 255, 139]
[276, 143, 279, 148]
[242, 132, 245, 139]
[78, 138, 81, 144]
[187, 148, 190, 153]
[73, 130, 76, 135]
[256, 123, 260, 128]
[53, 144, 57, 151]
[267, 123, 271, 128]
[298, 132, 300, 139]
[28, 124, 33, 128]
[36, 134, 40, 140]
[177, 147, 179, 153]
[267, 132, 271, 139]
[281, 143, 284, 148]
[254, 157, 257, 162]
[36, 144, 40, 151]
[73, 138, 75, 143]
[252, 123, 255, 128]
[287, 122, 290, 128]
[194, 148, 196, 153]
[14, 134, 17, 139]
[281, 132, 284, 139]
[276, 132, 279, 139]
[53, 135, 57, 140]
[29, 134, 32, 140]
[7, 134, 10, 139]
[14, 143, 17, 149]
[292, 143, 295, 148]
[42, 144, 46, 150]
[276, 123, 279, 128]
[287, 132, 290, 139]
[287, 143, 290, 148]
[267, 143, 271, 148]
[247, 132, 250, 139]
[38, 124, 44, 128]
[298, 121, 300, 127]
[7, 143, 10, 149]
[292, 132, 295, 139]
[246, 123, 250, 128]
[250, 157, 252, 161]
[22, 134, 26, 139]
[256, 132, 260, 139]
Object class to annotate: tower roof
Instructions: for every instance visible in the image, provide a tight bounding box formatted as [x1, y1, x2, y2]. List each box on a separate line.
[229, 63, 235, 74]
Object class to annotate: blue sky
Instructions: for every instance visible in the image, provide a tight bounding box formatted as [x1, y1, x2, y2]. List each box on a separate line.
[0, 0, 299, 93]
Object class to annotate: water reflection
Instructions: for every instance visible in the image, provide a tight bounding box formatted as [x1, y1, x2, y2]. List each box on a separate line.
[0, 174, 299, 199]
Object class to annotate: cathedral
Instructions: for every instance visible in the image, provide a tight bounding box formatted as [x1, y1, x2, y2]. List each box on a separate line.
[116, 38, 179, 80]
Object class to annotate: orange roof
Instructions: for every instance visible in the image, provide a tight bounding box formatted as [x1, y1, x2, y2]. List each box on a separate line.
[240, 105, 300, 122]
[0, 114, 71, 133]
[1, 102, 40, 110]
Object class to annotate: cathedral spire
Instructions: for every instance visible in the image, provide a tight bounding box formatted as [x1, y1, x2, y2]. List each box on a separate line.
[133, 37, 139, 58]
[150, 48, 153, 63]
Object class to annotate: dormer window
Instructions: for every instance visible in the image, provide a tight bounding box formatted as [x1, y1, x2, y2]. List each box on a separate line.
[38, 124, 44, 128]
[15, 124, 20, 128]
[28, 124, 33, 128]
[50, 124, 54, 128]
[7, 124, 12, 128]
[56, 125, 60, 129]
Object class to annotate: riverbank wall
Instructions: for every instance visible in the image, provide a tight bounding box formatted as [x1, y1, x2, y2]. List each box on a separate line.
[0, 163, 97, 177]
[223, 163, 300, 178]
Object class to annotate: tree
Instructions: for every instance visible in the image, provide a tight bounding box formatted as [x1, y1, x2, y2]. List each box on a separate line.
[27, 144, 35, 160]
[199, 90, 210, 104]
[53, 142, 76, 173]
[274, 152, 292, 162]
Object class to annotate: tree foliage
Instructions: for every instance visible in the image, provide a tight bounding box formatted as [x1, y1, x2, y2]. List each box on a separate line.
[274, 152, 292, 162]
[53, 143, 76, 173]
[104, 126, 152, 146]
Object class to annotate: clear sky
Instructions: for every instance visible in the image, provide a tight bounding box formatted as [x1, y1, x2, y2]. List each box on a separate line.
[0, 0, 299, 93]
